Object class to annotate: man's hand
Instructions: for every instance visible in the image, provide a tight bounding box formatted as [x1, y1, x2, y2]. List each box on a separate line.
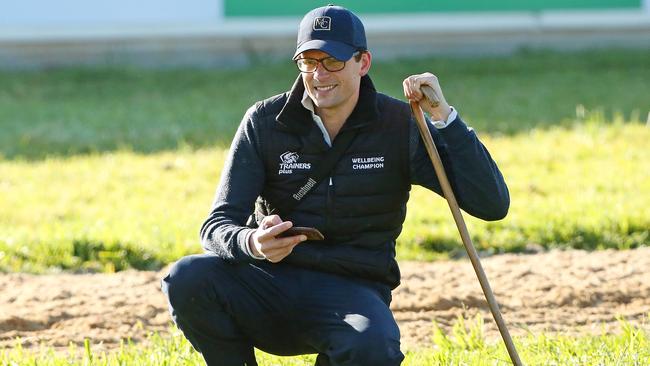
[248, 215, 307, 263]
[403, 72, 452, 121]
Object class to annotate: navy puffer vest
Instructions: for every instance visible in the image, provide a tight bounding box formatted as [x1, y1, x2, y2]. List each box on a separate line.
[251, 75, 412, 288]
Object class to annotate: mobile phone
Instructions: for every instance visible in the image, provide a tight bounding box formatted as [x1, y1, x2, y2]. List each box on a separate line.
[278, 226, 325, 241]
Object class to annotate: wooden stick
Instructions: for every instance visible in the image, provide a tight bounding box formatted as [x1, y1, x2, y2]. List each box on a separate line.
[412, 85, 524, 366]
[420, 85, 441, 108]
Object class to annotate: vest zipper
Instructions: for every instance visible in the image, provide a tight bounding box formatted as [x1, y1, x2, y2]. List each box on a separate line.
[326, 177, 333, 228]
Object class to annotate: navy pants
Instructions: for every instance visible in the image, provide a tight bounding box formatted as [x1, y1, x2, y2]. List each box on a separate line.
[161, 253, 404, 366]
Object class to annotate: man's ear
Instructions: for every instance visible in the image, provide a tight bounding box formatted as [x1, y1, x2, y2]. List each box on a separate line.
[359, 51, 372, 76]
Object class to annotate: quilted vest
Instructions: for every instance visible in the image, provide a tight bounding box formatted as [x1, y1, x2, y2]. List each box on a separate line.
[250, 75, 412, 288]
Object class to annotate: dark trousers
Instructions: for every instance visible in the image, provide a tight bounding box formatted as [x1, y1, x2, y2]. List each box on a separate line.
[161, 253, 404, 366]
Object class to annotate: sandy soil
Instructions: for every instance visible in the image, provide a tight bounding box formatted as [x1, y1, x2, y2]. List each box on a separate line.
[1, 248, 649, 352]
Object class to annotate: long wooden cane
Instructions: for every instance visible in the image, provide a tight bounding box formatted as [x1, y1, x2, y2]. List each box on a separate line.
[410, 85, 524, 366]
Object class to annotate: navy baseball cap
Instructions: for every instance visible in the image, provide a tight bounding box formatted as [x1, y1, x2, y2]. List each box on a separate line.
[293, 5, 367, 61]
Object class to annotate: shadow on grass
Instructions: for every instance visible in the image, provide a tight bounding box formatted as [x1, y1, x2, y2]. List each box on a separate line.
[408, 222, 649, 262]
[1, 221, 647, 273]
[69, 239, 165, 272]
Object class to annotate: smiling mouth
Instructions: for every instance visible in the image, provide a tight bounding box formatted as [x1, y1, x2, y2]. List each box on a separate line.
[314, 85, 337, 92]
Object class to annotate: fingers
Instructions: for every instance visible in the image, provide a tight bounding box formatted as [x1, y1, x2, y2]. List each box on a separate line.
[258, 234, 306, 263]
[403, 72, 440, 102]
[261, 233, 307, 251]
[264, 237, 305, 263]
[260, 220, 292, 239]
[260, 214, 283, 229]
[403, 72, 452, 120]
[253, 216, 308, 263]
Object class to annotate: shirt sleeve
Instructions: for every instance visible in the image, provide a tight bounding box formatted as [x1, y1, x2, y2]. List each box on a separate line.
[408, 110, 510, 221]
[199, 106, 265, 261]
[431, 106, 458, 129]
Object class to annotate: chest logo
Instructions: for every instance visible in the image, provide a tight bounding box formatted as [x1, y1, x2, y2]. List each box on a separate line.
[279, 151, 311, 175]
[352, 156, 385, 170]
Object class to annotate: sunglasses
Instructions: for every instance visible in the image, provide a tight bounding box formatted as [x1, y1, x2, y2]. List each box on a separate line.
[294, 51, 361, 73]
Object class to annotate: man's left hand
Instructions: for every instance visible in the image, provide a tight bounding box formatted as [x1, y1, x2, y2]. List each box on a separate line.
[403, 72, 452, 121]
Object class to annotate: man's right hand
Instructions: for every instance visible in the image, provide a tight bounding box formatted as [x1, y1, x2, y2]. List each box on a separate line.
[248, 215, 307, 263]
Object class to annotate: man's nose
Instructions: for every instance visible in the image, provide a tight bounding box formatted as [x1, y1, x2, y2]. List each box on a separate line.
[313, 62, 331, 78]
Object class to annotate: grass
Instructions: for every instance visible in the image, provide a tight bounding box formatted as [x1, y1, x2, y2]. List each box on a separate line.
[0, 48, 649, 364]
[0, 48, 648, 272]
[1, 113, 647, 272]
[0, 148, 223, 272]
[2, 317, 648, 365]
[0, 49, 648, 160]
[400, 117, 650, 260]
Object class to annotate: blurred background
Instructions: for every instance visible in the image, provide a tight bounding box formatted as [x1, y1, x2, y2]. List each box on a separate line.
[0, 0, 648, 273]
[2, 0, 650, 68]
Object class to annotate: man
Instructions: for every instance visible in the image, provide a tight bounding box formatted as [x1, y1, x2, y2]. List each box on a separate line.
[162, 5, 509, 366]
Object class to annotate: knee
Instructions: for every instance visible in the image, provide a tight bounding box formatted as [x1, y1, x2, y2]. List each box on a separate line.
[161, 254, 222, 313]
[331, 331, 403, 366]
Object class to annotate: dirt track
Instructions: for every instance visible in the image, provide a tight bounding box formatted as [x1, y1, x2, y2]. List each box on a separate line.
[1, 248, 649, 352]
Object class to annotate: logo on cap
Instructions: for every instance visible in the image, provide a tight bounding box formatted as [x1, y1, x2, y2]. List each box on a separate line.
[313, 16, 331, 31]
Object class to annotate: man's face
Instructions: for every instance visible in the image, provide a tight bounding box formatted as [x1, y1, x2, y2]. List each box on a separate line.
[298, 50, 371, 113]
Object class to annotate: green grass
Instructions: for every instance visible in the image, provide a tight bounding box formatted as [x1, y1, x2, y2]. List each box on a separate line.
[0, 48, 648, 272]
[2, 317, 648, 365]
[400, 118, 650, 260]
[0, 49, 648, 160]
[1, 116, 647, 272]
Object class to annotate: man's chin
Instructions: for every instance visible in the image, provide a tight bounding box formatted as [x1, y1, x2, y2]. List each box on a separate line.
[313, 99, 335, 109]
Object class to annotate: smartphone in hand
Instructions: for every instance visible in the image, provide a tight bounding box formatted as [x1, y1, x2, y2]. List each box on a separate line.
[278, 226, 324, 241]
